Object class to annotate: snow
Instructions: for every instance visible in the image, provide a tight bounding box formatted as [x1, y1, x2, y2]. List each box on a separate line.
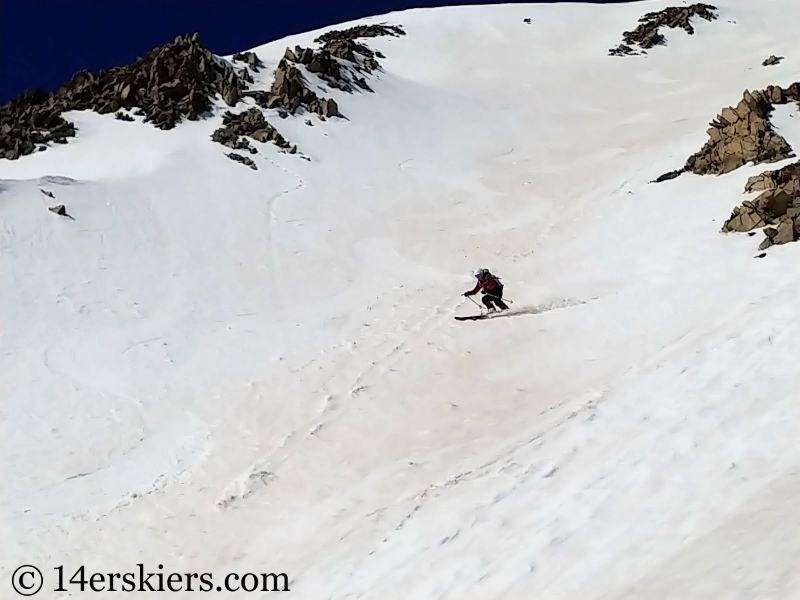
[2, 1, 800, 597]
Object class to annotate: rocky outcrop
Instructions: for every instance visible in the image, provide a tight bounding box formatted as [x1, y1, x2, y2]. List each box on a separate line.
[0, 33, 245, 160]
[226, 152, 257, 170]
[723, 161, 800, 249]
[609, 4, 717, 56]
[609, 45, 639, 57]
[0, 91, 77, 159]
[48, 204, 69, 216]
[652, 83, 800, 182]
[762, 55, 784, 67]
[255, 24, 405, 117]
[684, 88, 796, 175]
[315, 24, 405, 43]
[254, 61, 341, 117]
[211, 108, 295, 154]
[283, 45, 370, 93]
[1, 23, 405, 166]
[315, 24, 404, 74]
[745, 161, 800, 195]
[653, 79, 800, 250]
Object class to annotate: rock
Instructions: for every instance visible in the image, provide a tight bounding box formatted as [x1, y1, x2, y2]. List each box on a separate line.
[772, 216, 796, 244]
[247, 24, 403, 125]
[720, 106, 739, 124]
[1, 33, 247, 160]
[258, 59, 342, 119]
[115, 111, 135, 121]
[48, 204, 68, 216]
[758, 234, 773, 251]
[222, 85, 239, 106]
[232, 51, 263, 71]
[315, 24, 405, 44]
[684, 87, 794, 175]
[610, 4, 717, 55]
[721, 159, 800, 247]
[753, 188, 792, 220]
[766, 85, 786, 104]
[40, 189, 55, 198]
[523, 18, 532, 24]
[745, 172, 775, 193]
[652, 168, 684, 183]
[320, 98, 339, 118]
[608, 44, 638, 57]
[212, 108, 295, 154]
[762, 55, 784, 67]
[744, 161, 800, 194]
[723, 205, 766, 232]
[226, 152, 257, 170]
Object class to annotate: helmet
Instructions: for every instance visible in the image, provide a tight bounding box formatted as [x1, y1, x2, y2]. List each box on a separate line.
[474, 268, 487, 278]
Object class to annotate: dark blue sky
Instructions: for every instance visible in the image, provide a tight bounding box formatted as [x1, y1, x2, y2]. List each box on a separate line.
[0, 0, 632, 104]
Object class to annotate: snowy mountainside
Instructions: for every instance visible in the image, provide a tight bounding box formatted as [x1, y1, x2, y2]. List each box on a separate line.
[2, 1, 800, 598]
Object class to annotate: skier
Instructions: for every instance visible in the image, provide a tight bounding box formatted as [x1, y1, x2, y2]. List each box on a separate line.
[463, 268, 509, 312]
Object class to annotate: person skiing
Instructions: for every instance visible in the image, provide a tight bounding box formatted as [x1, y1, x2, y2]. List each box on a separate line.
[463, 268, 509, 312]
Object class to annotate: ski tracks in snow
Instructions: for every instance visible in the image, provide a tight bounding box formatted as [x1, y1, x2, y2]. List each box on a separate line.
[261, 153, 308, 338]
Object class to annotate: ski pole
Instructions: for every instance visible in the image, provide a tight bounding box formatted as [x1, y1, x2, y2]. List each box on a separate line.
[485, 293, 513, 304]
[466, 295, 485, 313]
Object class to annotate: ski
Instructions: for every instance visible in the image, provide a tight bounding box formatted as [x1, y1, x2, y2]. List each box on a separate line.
[455, 311, 504, 320]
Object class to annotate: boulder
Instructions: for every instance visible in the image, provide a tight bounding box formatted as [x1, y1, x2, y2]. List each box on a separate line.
[232, 51, 263, 71]
[723, 205, 766, 232]
[226, 152, 257, 170]
[772, 216, 796, 244]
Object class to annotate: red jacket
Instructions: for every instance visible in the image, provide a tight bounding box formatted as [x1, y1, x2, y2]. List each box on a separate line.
[466, 274, 501, 296]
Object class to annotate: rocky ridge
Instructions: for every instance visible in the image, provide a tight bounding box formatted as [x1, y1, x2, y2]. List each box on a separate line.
[656, 81, 800, 250]
[0, 34, 245, 160]
[609, 4, 717, 56]
[250, 24, 405, 118]
[0, 24, 404, 165]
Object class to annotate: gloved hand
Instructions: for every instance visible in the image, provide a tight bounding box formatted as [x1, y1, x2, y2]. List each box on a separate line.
[462, 292, 470, 297]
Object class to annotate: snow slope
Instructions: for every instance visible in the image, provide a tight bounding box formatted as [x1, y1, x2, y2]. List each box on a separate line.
[3, 1, 800, 598]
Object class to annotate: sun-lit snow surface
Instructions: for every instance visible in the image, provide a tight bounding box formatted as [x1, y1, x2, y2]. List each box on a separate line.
[3, 1, 800, 598]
